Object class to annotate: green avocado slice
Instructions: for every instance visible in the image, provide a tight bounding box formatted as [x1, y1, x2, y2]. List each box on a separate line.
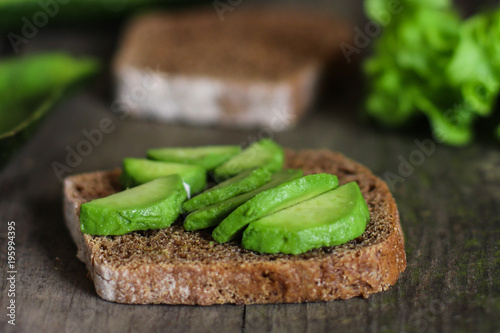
[147, 145, 241, 170]
[242, 182, 370, 254]
[80, 175, 187, 236]
[120, 158, 206, 194]
[213, 139, 284, 180]
[182, 167, 272, 212]
[183, 169, 303, 231]
[212, 173, 339, 243]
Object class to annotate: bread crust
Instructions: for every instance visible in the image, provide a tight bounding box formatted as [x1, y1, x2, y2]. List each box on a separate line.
[63, 149, 406, 305]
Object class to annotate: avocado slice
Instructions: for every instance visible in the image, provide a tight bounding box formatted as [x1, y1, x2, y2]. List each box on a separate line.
[182, 167, 272, 212]
[213, 139, 284, 180]
[147, 145, 241, 170]
[183, 169, 303, 231]
[80, 175, 187, 236]
[212, 173, 339, 243]
[242, 182, 370, 254]
[120, 158, 206, 194]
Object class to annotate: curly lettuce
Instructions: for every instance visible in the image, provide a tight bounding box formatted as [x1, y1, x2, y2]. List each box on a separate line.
[364, 0, 500, 145]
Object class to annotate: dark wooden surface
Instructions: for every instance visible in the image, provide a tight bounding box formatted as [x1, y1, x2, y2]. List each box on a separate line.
[1, 4, 499, 333]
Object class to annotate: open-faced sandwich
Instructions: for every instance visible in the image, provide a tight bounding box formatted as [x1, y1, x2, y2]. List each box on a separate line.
[63, 139, 406, 305]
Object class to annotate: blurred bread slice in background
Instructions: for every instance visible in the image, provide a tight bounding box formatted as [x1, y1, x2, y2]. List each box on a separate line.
[113, 9, 352, 130]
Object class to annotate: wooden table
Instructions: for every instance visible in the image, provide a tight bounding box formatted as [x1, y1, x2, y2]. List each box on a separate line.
[1, 15, 499, 333]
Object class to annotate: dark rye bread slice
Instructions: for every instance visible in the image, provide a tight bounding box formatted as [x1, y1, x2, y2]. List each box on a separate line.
[112, 10, 352, 129]
[63, 150, 406, 305]
[114, 10, 351, 80]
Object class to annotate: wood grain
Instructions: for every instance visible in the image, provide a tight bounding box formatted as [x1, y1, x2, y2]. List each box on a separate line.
[1, 25, 499, 333]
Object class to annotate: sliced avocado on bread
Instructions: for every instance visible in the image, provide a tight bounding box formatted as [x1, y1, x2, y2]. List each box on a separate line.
[212, 173, 339, 243]
[182, 167, 272, 213]
[183, 169, 303, 231]
[147, 145, 240, 170]
[242, 182, 370, 254]
[120, 158, 206, 194]
[214, 139, 284, 180]
[63, 149, 406, 305]
[80, 175, 187, 236]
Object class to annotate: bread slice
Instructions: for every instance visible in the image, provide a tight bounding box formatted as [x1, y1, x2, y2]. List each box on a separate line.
[63, 150, 406, 305]
[112, 10, 352, 129]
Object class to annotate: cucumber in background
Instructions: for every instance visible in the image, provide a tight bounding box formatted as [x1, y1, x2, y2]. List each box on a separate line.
[0, 53, 99, 169]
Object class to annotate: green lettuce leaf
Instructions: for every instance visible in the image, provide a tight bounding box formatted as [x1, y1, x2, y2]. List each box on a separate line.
[364, 0, 500, 145]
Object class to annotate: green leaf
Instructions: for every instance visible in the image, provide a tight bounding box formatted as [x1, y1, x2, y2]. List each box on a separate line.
[0, 53, 99, 168]
[364, 0, 500, 145]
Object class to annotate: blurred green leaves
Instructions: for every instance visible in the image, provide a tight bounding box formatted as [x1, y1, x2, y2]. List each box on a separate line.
[0, 0, 201, 31]
[364, 0, 500, 145]
[0, 53, 99, 168]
